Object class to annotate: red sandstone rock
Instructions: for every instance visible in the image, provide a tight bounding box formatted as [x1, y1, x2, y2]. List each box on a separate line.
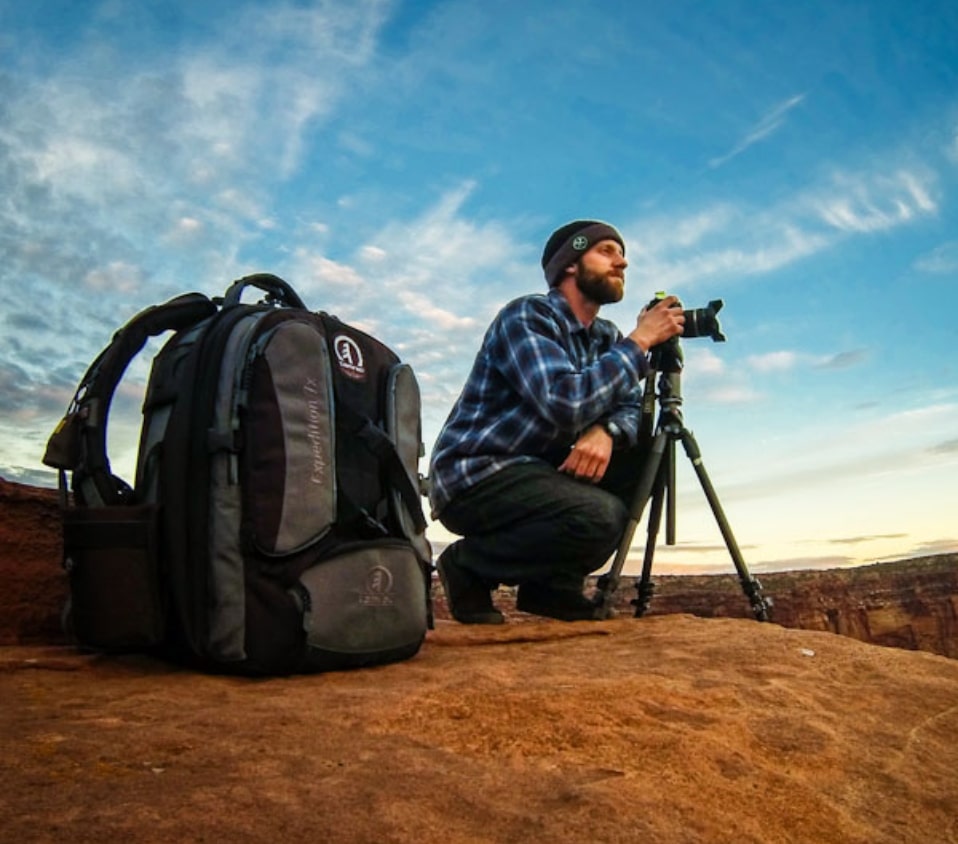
[3, 617, 958, 842]
[3, 478, 958, 841]
[0, 479, 65, 644]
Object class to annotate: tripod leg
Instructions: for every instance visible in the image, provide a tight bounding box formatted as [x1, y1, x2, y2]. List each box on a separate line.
[678, 428, 773, 621]
[666, 434, 677, 546]
[594, 430, 668, 613]
[633, 445, 670, 618]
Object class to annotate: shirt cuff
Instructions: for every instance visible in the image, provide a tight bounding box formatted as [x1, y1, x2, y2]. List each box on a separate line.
[611, 338, 650, 380]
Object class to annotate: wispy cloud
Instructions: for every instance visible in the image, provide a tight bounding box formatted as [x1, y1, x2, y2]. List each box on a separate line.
[626, 211, 829, 291]
[84, 262, 145, 293]
[914, 241, 958, 274]
[813, 169, 938, 233]
[0, 1, 388, 299]
[930, 438, 958, 455]
[625, 164, 939, 292]
[828, 533, 909, 545]
[687, 347, 868, 408]
[814, 349, 869, 369]
[711, 401, 958, 504]
[747, 351, 799, 373]
[906, 538, 958, 556]
[397, 291, 479, 331]
[709, 94, 806, 169]
[684, 347, 726, 376]
[702, 385, 764, 404]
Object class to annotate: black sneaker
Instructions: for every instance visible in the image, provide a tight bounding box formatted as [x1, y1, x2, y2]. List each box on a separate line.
[516, 583, 607, 621]
[436, 547, 505, 625]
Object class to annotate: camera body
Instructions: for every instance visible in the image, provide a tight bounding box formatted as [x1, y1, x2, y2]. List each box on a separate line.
[648, 294, 726, 342]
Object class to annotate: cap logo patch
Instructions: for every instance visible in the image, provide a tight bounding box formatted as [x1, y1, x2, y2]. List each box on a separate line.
[572, 235, 589, 251]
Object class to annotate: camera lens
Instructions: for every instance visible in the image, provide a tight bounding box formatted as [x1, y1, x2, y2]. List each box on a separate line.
[682, 300, 725, 342]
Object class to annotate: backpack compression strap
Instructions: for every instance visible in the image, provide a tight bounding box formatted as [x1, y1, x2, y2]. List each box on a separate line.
[43, 292, 218, 507]
[335, 399, 429, 535]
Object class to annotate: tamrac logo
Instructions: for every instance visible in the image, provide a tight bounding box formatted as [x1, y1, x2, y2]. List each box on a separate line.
[303, 377, 328, 486]
[333, 334, 366, 381]
[359, 565, 395, 607]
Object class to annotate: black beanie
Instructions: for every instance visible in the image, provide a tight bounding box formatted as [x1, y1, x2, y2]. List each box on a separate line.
[541, 220, 625, 287]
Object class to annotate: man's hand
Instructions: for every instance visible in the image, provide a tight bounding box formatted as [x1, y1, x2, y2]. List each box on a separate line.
[558, 424, 614, 483]
[629, 295, 685, 352]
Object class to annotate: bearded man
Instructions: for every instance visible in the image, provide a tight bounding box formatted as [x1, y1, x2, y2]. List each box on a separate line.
[428, 220, 685, 623]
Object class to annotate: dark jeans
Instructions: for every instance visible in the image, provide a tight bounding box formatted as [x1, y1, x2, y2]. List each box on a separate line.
[436, 447, 646, 592]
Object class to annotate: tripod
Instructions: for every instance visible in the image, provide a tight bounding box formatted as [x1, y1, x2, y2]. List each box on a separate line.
[594, 337, 772, 621]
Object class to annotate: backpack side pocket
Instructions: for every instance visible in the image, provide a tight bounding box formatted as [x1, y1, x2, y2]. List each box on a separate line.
[62, 505, 164, 650]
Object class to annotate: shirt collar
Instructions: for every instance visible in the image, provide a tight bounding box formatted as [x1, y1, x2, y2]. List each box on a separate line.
[547, 287, 590, 335]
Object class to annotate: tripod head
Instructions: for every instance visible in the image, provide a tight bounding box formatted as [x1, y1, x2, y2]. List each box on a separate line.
[649, 335, 685, 375]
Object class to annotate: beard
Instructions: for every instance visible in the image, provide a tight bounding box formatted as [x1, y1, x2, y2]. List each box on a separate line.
[574, 260, 625, 305]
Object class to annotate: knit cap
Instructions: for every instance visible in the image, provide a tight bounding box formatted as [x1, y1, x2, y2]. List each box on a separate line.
[541, 220, 625, 286]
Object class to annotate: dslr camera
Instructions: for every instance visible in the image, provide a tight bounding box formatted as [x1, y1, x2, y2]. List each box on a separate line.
[648, 292, 726, 342]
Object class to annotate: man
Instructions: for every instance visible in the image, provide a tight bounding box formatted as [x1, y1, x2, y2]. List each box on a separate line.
[429, 220, 685, 623]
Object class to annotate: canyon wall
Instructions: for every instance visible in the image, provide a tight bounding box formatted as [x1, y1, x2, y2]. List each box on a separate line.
[600, 558, 958, 659]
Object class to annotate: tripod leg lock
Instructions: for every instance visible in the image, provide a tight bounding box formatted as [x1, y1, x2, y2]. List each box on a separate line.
[631, 577, 656, 618]
[592, 573, 620, 617]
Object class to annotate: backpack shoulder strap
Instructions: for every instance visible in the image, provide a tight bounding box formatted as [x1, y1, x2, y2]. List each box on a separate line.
[44, 292, 218, 507]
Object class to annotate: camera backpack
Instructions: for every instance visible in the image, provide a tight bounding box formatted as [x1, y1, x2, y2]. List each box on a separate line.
[43, 273, 432, 675]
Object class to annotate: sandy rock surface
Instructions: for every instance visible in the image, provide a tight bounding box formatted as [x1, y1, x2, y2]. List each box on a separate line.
[3, 614, 957, 843]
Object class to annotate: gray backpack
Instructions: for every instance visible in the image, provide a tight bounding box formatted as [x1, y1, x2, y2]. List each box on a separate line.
[44, 274, 432, 675]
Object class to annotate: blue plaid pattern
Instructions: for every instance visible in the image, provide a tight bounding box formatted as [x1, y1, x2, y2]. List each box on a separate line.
[429, 288, 649, 516]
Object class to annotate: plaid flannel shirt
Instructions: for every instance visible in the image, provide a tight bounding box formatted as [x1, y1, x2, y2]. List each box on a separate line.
[428, 288, 649, 516]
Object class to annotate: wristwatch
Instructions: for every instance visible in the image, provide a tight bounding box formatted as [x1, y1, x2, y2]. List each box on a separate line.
[602, 419, 623, 448]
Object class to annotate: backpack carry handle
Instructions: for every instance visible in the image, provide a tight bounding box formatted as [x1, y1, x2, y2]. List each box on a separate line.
[223, 273, 306, 310]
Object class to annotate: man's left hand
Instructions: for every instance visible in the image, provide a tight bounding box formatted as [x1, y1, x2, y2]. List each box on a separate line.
[558, 424, 613, 483]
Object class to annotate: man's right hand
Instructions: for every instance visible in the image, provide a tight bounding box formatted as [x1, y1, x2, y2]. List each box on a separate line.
[628, 295, 685, 352]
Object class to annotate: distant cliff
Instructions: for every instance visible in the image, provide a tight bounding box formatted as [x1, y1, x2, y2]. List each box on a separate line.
[592, 557, 958, 659]
[2, 477, 956, 658]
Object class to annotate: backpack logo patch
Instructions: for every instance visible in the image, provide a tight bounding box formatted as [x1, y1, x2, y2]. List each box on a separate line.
[333, 334, 366, 381]
[360, 565, 395, 607]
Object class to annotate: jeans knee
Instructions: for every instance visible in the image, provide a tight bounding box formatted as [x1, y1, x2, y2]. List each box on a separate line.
[563, 492, 628, 547]
[598, 493, 629, 535]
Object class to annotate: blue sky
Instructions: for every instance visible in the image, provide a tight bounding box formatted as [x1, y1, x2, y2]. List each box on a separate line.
[1, 0, 956, 575]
